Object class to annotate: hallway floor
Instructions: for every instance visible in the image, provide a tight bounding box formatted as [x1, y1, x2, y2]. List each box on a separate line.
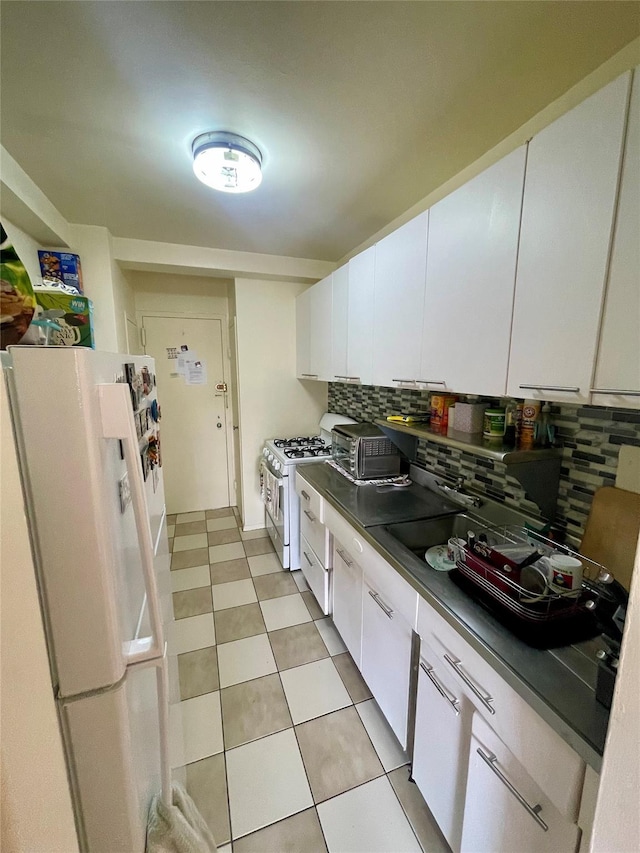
[166, 507, 450, 853]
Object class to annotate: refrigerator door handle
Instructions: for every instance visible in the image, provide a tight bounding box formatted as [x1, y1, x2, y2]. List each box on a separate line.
[99, 383, 164, 665]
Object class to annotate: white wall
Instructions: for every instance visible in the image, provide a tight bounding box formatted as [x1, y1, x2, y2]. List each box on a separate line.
[235, 277, 328, 528]
[131, 271, 230, 317]
[0, 380, 79, 853]
[112, 261, 136, 353]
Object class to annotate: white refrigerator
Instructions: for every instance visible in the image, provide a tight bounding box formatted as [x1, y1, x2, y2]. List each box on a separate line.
[3, 346, 174, 852]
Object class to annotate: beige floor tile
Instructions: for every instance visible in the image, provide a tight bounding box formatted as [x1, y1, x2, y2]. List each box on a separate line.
[185, 753, 231, 846]
[292, 570, 310, 592]
[171, 548, 210, 571]
[167, 514, 177, 524]
[176, 511, 206, 523]
[253, 572, 299, 601]
[388, 765, 450, 853]
[301, 590, 324, 620]
[178, 646, 219, 700]
[207, 516, 239, 532]
[173, 532, 209, 552]
[208, 528, 241, 546]
[281, 658, 351, 724]
[333, 652, 373, 703]
[217, 633, 277, 688]
[210, 557, 251, 586]
[214, 603, 266, 644]
[212, 578, 257, 611]
[209, 542, 246, 564]
[226, 728, 313, 839]
[169, 691, 223, 767]
[206, 507, 234, 519]
[169, 613, 216, 654]
[240, 527, 268, 540]
[243, 537, 275, 557]
[268, 622, 329, 671]
[174, 520, 206, 536]
[233, 808, 327, 853]
[167, 524, 176, 539]
[317, 775, 421, 853]
[295, 706, 384, 803]
[173, 587, 213, 620]
[221, 673, 292, 749]
[356, 699, 408, 771]
[248, 553, 283, 577]
[315, 618, 347, 655]
[218, 846, 232, 853]
[260, 593, 312, 632]
[171, 564, 210, 593]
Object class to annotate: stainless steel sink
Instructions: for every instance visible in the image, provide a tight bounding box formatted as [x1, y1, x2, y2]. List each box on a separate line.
[383, 513, 485, 558]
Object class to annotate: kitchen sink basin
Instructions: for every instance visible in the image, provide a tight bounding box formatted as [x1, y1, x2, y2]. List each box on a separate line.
[383, 513, 486, 559]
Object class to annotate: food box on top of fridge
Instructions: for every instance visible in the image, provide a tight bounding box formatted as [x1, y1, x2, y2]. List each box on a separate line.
[34, 290, 95, 348]
[37, 251, 83, 294]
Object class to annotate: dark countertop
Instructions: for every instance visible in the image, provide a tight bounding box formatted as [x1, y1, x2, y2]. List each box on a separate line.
[298, 463, 610, 771]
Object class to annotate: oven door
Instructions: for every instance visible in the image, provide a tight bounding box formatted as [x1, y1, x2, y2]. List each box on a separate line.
[263, 460, 289, 554]
[331, 431, 355, 476]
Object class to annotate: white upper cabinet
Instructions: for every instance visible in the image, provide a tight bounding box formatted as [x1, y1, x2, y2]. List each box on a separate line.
[506, 72, 631, 404]
[346, 246, 376, 385]
[331, 264, 349, 380]
[591, 67, 640, 409]
[309, 274, 333, 381]
[372, 212, 428, 388]
[419, 147, 526, 397]
[296, 287, 312, 379]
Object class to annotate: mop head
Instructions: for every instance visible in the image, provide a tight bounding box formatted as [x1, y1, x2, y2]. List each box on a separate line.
[146, 782, 217, 853]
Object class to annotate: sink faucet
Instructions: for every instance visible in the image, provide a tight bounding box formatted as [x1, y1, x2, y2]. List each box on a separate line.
[435, 477, 483, 509]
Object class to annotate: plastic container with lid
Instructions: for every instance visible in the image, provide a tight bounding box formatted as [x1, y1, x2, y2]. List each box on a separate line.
[483, 408, 506, 438]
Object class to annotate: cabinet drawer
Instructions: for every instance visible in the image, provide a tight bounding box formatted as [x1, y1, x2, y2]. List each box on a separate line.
[300, 533, 331, 616]
[295, 472, 324, 522]
[417, 597, 584, 822]
[332, 540, 363, 666]
[300, 506, 331, 568]
[324, 502, 417, 626]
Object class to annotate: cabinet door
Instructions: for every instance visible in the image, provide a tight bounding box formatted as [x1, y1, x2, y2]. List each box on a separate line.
[360, 578, 412, 748]
[461, 714, 580, 853]
[296, 288, 312, 378]
[412, 641, 469, 853]
[506, 72, 631, 404]
[347, 246, 376, 385]
[372, 212, 428, 389]
[331, 264, 349, 381]
[332, 541, 362, 667]
[309, 274, 333, 381]
[592, 67, 640, 409]
[419, 147, 526, 397]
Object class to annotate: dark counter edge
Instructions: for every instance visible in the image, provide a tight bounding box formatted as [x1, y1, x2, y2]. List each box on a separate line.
[298, 463, 608, 772]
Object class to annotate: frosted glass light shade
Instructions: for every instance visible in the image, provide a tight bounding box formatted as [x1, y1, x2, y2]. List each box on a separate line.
[192, 131, 262, 193]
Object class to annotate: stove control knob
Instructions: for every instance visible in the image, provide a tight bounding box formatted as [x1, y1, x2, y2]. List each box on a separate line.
[262, 447, 269, 457]
[273, 460, 281, 471]
[268, 453, 274, 463]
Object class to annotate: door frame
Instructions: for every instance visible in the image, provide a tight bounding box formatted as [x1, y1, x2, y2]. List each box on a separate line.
[138, 310, 237, 508]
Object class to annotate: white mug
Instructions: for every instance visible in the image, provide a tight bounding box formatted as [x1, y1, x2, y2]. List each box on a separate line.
[539, 554, 583, 592]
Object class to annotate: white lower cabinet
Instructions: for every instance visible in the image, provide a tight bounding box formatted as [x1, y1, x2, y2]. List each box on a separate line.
[332, 540, 363, 667]
[360, 577, 413, 749]
[461, 713, 580, 853]
[300, 533, 331, 616]
[412, 639, 469, 853]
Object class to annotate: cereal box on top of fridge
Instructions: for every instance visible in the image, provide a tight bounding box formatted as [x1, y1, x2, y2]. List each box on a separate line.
[37, 251, 83, 294]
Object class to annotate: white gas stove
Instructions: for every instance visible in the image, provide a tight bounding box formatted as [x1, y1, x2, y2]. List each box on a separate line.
[260, 414, 356, 569]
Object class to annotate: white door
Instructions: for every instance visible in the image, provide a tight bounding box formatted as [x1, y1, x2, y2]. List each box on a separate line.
[296, 288, 312, 378]
[331, 264, 349, 381]
[332, 541, 363, 666]
[309, 274, 333, 381]
[142, 315, 230, 514]
[347, 245, 376, 385]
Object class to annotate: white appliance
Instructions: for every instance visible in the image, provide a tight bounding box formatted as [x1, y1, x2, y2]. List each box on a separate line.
[2, 346, 173, 853]
[260, 413, 356, 569]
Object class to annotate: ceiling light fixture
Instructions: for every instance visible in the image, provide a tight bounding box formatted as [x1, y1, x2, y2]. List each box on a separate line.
[192, 131, 262, 193]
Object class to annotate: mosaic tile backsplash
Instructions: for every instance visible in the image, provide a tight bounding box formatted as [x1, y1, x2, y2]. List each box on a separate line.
[328, 382, 640, 539]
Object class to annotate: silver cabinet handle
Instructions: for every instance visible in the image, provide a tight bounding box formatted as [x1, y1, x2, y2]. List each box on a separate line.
[477, 749, 548, 831]
[301, 490, 310, 501]
[336, 547, 353, 567]
[444, 654, 495, 715]
[590, 388, 640, 396]
[420, 661, 460, 716]
[303, 509, 316, 522]
[519, 384, 580, 393]
[301, 373, 318, 379]
[418, 380, 446, 386]
[368, 589, 393, 618]
[392, 378, 417, 386]
[334, 375, 348, 380]
[303, 551, 313, 567]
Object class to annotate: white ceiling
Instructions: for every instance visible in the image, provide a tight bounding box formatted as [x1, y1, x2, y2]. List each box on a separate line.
[1, 1, 638, 262]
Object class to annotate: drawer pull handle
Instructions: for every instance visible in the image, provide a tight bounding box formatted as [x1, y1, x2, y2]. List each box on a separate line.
[301, 373, 319, 379]
[336, 547, 353, 567]
[477, 749, 548, 832]
[368, 589, 393, 619]
[303, 551, 313, 567]
[392, 378, 417, 386]
[518, 384, 580, 393]
[420, 661, 460, 716]
[590, 388, 640, 396]
[301, 490, 310, 501]
[444, 654, 495, 715]
[418, 380, 446, 386]
[303, 510, 316, 522]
